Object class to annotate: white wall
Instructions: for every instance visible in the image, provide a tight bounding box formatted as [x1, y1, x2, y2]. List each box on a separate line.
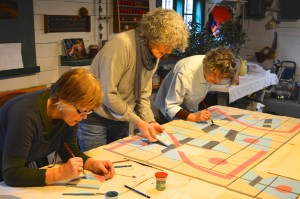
[6, 1, 300, 92]
[0, 0, 156, 92]
[240, 11, 300, 82]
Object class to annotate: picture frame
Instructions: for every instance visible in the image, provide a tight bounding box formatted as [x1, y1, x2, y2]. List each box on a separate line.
[63, 38, 87, 60]
[0, 0, 18, 19]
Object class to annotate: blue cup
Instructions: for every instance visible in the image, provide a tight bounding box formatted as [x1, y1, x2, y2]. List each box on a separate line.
[105, 191, 119, 199]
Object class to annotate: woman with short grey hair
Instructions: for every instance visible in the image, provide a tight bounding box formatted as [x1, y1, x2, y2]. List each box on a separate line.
[78, 8, 190, 151]
[154, 47, 236, 124]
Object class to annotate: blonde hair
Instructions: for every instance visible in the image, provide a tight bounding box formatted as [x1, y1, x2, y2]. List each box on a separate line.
[138, 8, 189, 52]
[203, 47, 236, 78]
[50, 68, 103, 109]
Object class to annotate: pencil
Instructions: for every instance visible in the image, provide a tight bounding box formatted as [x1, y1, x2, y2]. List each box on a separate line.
[114, 165, 132, 168]
[116, 173, 136, 178]
[62, 192, 104, 195]
[63, 142, 86, 176]
[124, 185, 151, 198]
[202, 101, 214, 125]
[63, 142, 75, 157]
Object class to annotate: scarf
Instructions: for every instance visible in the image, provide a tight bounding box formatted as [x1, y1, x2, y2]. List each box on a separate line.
[135, 28, 157, 103]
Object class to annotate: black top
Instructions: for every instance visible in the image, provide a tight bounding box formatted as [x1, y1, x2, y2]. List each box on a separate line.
[0, 89, 89, 186]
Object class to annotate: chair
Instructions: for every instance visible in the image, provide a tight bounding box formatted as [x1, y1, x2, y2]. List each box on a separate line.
[0, 85, 47, 107]
[0, 91, 28, 107]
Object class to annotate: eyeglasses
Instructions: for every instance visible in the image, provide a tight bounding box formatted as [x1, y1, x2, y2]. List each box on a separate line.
[74, 105, 93, 115]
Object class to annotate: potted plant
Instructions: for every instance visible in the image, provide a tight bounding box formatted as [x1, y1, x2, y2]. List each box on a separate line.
[215, 19, 247, 56]
[176, 18, 247, 57]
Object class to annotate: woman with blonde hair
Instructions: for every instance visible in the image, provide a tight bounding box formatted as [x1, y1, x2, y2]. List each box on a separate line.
[0, 68, 115, 186]
[78, 8, 190, 151]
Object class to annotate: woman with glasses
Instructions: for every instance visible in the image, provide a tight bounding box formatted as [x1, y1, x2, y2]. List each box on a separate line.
[0, 68, 115, 186]
[154, 47, 236, 124]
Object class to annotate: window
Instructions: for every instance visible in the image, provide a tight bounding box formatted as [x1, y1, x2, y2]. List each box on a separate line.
[162, 0, 173, 9]
[158, 0, 203, 25]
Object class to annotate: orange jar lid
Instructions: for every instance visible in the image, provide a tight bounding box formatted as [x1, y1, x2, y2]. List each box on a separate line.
[155, 171, 168, 178]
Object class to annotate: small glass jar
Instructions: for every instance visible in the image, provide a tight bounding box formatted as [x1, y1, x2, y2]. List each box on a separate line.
[89, 45, 99, 59]
[155, 171, 168, 191]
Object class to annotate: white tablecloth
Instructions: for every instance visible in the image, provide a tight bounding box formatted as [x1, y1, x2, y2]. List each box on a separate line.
[210, 71, 278, 103]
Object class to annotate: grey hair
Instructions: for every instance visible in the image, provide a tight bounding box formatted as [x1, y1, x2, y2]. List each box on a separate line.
[203, 47, 236, 78]
[55, 101, 72, 112]
[137, 8, 189, 52]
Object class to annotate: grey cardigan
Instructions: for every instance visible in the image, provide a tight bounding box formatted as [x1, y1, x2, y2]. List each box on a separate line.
[90, 30, 158, 124]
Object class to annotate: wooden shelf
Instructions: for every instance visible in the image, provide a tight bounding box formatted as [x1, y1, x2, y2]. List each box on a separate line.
[113, 0, 149, 33]
[60, 56, 92, 66]
[0, 67, 40, 79]
[44, 15, 91, 33]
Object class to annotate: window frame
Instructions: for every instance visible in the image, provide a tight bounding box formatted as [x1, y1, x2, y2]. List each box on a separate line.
[157, 0, 204, 25]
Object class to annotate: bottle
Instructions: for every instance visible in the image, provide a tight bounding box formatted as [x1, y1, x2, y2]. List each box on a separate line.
[239, 57, 247, 76]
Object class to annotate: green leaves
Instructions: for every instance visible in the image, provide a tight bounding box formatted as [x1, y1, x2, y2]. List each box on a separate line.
[176, 19, 247, 57]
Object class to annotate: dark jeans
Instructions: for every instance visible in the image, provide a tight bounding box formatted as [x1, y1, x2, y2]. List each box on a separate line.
[158, 110, 170, 124]
[78, 113, 129, 151]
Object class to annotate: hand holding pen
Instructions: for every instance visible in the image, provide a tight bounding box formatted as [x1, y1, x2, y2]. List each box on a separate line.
[63, 142, 115, 180]
[202, 101, 214, 125]
[91, 160, 115, 180]
[63, 142, 86, 176]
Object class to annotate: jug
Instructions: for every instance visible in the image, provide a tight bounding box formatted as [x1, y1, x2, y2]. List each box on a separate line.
[239, 57, 247, 76]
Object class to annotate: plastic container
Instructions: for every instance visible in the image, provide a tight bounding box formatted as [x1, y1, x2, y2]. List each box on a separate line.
[155, 171, 168, 191]
[89, 45, 99, 58]
[105, 191, 119, 199]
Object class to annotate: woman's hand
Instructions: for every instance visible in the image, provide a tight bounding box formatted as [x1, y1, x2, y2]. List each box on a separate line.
[187, 110, 211, 122]
[59, 157, 84, 179]
[46, 157, 84, 184]
[136, 120, 164, 142]
[85, 158, 115, 180]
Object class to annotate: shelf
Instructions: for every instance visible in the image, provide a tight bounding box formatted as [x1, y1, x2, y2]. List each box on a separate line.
[119, 5, 148, 9]
[120, 21, 138, 24]
[264, 98, 300, 118]
[44, 15, 91, 33]
[0, 66, 40, 79]
[60, 56, 92, 66]
[113, 0, 149, 33]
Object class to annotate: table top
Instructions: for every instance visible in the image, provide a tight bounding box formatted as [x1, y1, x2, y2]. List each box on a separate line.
[210, 71, 278, 103]
[0, 148, 251, 199]
[1, 105, 299, 199]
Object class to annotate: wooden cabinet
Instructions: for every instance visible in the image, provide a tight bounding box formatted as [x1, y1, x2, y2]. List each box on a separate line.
[113, 0, 149, 33]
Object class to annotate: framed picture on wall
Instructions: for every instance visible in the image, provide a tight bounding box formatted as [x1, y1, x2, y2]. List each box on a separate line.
[63, 38, 87, 60]
[0, 0, 18, 19]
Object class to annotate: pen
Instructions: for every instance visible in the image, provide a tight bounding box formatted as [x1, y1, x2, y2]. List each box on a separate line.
[202, 101, 214, 126]
[114, 165, 132, 168]
[124, 185, 151, 198]
[62, 192, 104, 195]
[63, 142, 86, 176]
[66, 184, 100, 189]
[116, 173, 136, 178]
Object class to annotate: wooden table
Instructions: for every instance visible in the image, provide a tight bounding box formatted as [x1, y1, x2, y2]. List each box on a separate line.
[1, 106, 299, 199]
